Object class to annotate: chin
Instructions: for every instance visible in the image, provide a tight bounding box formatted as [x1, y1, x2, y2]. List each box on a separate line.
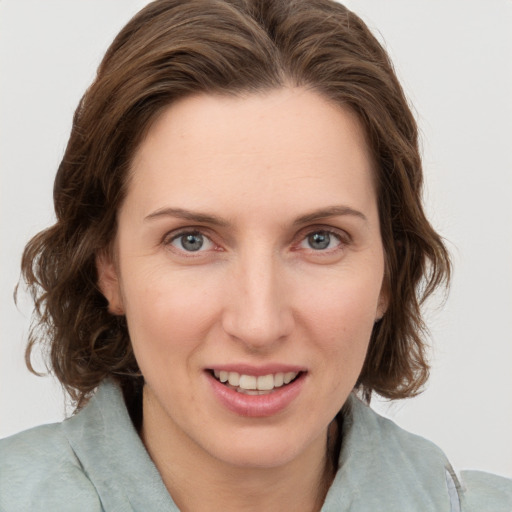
[204, 424, 326, 471]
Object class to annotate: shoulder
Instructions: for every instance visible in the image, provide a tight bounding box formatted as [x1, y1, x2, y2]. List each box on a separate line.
[0, 421, 102, 511]
[0, 380, 174, 511]
[346, 395, 452, 469]
[364, 406, 512, 510]
[331, 395, 512, 511]
[460, 470, 512, 512]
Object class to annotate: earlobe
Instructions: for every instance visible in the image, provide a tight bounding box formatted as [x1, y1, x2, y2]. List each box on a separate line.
[96, 250, 125, 315]
[375, 284, 389, 322]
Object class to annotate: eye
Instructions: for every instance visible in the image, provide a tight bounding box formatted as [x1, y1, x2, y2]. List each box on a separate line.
[299, 230, 344, 251]
[168, 231, 214, 252]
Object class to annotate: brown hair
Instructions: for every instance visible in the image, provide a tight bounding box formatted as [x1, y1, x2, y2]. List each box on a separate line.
[21, 0, 450, 409]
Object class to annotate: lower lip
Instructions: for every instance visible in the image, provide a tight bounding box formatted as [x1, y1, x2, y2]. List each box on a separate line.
[207, 372, 305, 418]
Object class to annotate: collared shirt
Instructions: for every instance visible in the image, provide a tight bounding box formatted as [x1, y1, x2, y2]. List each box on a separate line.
[1, 380, 511, 511]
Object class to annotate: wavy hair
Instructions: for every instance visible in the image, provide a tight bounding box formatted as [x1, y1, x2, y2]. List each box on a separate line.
[21, 0, 450, 409]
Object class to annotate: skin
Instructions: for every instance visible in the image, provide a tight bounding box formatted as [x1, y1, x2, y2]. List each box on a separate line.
[97, 87, 387, 512]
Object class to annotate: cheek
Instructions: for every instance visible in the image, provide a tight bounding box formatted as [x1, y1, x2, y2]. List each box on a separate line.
[120, 267, 222, 364]
[301, 272, 381, 361]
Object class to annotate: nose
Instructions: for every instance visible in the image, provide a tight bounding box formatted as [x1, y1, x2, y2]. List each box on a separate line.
[221, 250, 295, 351]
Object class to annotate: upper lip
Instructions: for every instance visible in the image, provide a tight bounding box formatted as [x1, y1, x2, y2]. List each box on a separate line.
[207, 364, 307, 377]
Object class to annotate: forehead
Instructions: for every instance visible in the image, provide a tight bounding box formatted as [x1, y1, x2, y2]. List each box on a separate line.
[127, 88, 377, 220]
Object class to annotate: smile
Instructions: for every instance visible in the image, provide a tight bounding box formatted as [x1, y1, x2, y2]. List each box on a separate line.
[207, 367, 306, 417]
[212, 370, 300, 395]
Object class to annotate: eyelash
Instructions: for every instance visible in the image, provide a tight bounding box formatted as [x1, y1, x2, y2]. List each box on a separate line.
[163, 226, 350, 256]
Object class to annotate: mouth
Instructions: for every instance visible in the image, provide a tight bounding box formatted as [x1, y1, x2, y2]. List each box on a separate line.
[208, 369, 304, 395]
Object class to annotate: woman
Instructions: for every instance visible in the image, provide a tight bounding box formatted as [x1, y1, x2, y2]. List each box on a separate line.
[1, 0, 510, 510]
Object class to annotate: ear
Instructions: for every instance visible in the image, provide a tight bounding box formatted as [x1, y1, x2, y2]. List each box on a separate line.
[96, 250, 125, 315]
[375, 281, 389, 322]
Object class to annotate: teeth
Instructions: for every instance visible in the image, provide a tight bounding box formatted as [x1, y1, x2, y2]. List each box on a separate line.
[239, 374, 257, 390]
[237, 389, 273, 395]
[257, 374, 274, 391]
[284, 372, 296, 384]
[228, 372, 240, 386]
[213, 370, 299, 391]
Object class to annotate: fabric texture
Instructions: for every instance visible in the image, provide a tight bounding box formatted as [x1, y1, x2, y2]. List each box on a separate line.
[1, 380, 511, 511]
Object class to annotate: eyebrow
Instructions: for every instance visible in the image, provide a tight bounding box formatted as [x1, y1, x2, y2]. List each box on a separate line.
[144, 207, 231, 227]
[293, 205, 368, 225]
[145, 205, 367, 227]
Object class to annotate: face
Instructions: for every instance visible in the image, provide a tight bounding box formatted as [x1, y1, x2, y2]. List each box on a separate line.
[98, 88, 387, 471]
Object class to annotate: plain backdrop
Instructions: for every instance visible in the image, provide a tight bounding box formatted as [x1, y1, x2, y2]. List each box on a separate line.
[1, 0, 511, 478]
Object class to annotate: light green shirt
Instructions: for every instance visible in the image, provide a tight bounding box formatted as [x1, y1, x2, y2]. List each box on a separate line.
[1, 380, 511, 511]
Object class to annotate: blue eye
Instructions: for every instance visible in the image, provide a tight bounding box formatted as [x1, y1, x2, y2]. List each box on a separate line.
[301, 230, 341, 251]
[170, 231, 213, 252]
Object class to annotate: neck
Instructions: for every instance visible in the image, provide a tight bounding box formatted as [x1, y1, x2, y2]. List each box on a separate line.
[140, 388, 337, 512]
